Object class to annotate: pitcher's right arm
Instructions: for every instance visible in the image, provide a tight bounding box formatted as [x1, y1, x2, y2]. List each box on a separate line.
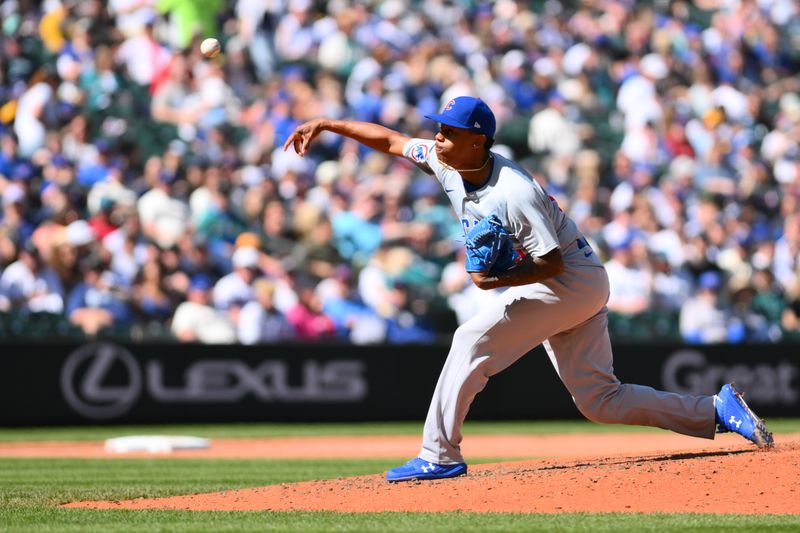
[283, 119, 410, 158]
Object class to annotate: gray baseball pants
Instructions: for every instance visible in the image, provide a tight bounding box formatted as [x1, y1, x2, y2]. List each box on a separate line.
[419, 242, 716, 465]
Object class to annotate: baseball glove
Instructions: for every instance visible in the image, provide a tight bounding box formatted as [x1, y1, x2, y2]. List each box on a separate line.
[464, 214, 522, 274]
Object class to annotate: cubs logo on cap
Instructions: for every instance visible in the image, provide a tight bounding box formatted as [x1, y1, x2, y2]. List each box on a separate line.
[425, 96, 496, 139]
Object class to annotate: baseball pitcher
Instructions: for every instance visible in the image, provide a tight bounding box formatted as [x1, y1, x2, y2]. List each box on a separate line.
[284, 96, 773, 482]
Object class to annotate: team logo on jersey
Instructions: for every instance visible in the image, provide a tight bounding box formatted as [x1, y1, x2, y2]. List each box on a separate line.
[410, 143, 429, 162]
[444, 99, 455, 111]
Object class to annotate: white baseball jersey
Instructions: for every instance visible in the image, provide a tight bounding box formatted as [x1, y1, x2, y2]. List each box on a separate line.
[403, 139, 583, 261]
[401, 138, 715, 467]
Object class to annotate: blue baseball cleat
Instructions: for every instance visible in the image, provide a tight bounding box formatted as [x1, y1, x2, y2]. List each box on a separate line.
[386, 457, 467, 482]
[715, 384, 774, 448]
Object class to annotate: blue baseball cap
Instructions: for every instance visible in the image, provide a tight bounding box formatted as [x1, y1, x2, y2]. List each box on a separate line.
[189, 275, 213, 291]
[698, 271, 722, 291]
[425, 96, 496, 139]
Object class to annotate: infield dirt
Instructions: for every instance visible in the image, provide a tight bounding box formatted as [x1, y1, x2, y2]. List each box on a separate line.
[54, 433, 800, 514]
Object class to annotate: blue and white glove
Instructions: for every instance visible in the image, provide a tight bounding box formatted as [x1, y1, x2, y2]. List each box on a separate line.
[464, 214, 522, 274]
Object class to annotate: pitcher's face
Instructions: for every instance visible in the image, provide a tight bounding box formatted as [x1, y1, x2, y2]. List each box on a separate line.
[434, 125, 486, 169]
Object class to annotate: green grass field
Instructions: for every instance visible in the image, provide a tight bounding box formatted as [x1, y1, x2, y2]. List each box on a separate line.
[2, 420, 799, 532]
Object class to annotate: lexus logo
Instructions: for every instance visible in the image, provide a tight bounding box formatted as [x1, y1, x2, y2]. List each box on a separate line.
[60, 343, 369, 420]
[61, 343, 142, 419]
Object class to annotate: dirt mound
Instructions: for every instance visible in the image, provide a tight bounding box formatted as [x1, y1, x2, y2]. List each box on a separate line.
[66, 441, 800, 514]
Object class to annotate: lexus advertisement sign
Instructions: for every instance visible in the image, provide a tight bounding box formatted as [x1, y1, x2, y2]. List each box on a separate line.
[0, 342, 798, 425]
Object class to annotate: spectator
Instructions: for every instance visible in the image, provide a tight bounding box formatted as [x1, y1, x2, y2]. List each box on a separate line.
[274, 0, 316, 63]
[384, 281, 437, 344]
[89, 198, 117, 240]
[193, 174, 249, 255]
[616, 53, 667, 133]
[66, 257, 132, 336]
[49, 232, 81, 296]
[171, 274, 236, 343]
[76, 139, 117, 188]
[149, 54, 201, 134]
[108, 0, 157, 39]
[649, 251, 692, 312]
[14, 67, 58, 157]
[79, 45, 121, 113]
[1, 183, 35, 245]
[116, 17, 171, 88]
[260, 198, 297, 266]
[357, 244, 408, 319]
[316, 267, 386, 344]
[87, 175, 137, 231]
[291, 211, 344, 281]
[136, 155, 191, 249]
[750, 268, 786, 340]
[782, 274, 800, 340]
[680, 271, 737, 344]
[285, 274, 336, 340]
[103, 212, 146, 284]
[305, 160, 340, 213]
[193, 60, 241, 129]
[0, 132, 21, 178]
[332, 188, 383, 264]
[605, 238, 652, 315]
[0, 241, 64, 313]
[774, 213, 800, 289]
[438, 247, 503, 326]
[212, 245, 259, 312]
[0, 0, 798, 344]
[238, 278, 292, 344]
[132, 259, 174, 323]
[528, 93, 581, 158]
[234, 0, 276, 81]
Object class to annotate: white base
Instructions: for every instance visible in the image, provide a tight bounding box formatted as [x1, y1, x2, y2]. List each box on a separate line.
[104, 435, 210, 454]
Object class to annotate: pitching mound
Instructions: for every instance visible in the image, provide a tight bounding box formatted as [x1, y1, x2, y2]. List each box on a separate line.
[66, 441, 800, 514]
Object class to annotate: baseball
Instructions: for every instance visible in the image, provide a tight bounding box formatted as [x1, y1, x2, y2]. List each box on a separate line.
[200, 38, 221, 58]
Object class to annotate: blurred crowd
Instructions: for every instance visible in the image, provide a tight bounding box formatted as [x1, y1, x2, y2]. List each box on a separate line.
[0, 0, 799, 345]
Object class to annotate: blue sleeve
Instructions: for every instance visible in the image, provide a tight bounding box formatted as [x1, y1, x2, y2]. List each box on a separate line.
[106, 298, 133, 324]
[66, 285, 87, 315]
